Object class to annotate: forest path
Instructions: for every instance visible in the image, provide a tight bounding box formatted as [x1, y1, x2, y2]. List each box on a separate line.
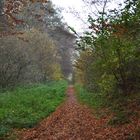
[19, 86, 135, 140]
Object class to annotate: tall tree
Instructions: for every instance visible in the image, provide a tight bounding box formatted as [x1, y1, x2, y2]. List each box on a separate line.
[74, 0, 140, 94]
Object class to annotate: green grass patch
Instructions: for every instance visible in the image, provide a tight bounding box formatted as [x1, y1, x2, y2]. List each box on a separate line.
[75, 84, 104, 109]
[0, 81, 67, 138]
[75, 84, 140, 125]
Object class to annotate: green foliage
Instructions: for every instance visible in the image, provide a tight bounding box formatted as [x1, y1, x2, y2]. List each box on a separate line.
[74, 0, 140, 128]
[0, 81, 67, 138]
[75, 84, 140, 126]
[75, 84, 104, 109]
[108, 111, 130, 125]
[75, 0, 140, 95]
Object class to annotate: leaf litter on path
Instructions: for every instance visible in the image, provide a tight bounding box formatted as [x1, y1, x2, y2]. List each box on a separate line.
[18, 86, 140, 140]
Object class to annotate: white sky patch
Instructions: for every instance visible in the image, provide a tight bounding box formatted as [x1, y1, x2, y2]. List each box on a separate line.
[52, 0, 86, 32]
[52, 0, 84, 9]
[52, 0, 125, 33]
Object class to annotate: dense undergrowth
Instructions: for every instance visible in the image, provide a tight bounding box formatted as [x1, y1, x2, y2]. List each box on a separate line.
[0, 81, 67, 138]
[75, 84, 140, 125]
[75, 84, 104, 109]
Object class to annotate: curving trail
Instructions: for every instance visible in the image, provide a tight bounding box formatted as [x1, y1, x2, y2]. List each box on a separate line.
[19, 86, 138, 140]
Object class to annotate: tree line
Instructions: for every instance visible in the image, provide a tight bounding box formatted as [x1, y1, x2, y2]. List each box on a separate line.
[0, 0, 75, 89]
[74, 0, 140, 95]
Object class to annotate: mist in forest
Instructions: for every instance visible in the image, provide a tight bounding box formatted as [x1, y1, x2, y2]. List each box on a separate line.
[0, 0, 76, 89]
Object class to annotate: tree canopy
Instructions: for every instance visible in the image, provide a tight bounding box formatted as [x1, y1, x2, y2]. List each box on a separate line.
[74, 0, 140, 95]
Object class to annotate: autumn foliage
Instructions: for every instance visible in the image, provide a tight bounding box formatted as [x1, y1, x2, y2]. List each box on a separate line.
[75, 0, 140, 95]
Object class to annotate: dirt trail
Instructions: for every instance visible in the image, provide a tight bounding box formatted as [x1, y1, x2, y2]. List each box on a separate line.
[19, 86, 139, 140]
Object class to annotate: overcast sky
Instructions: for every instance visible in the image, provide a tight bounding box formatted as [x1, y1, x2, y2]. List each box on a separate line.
[51, 0, 124, 33]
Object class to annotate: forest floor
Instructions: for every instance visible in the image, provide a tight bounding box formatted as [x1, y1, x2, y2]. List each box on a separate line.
[17, 86, 140, 140]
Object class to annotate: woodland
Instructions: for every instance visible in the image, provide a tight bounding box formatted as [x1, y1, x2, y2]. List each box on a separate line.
[0, 0, 73, 138]
[74, 0, 140, 138]
[0, 0, 140, 139]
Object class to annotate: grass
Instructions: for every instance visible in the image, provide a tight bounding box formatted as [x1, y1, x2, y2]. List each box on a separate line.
[75, 84, 140, 125]
[75, 84, 104, 109]
[0, 81, 67, 138]
[75, 84, 108, 119]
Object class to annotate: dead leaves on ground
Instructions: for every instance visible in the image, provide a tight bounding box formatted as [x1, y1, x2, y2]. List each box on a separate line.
[17, 86, 140, 140]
